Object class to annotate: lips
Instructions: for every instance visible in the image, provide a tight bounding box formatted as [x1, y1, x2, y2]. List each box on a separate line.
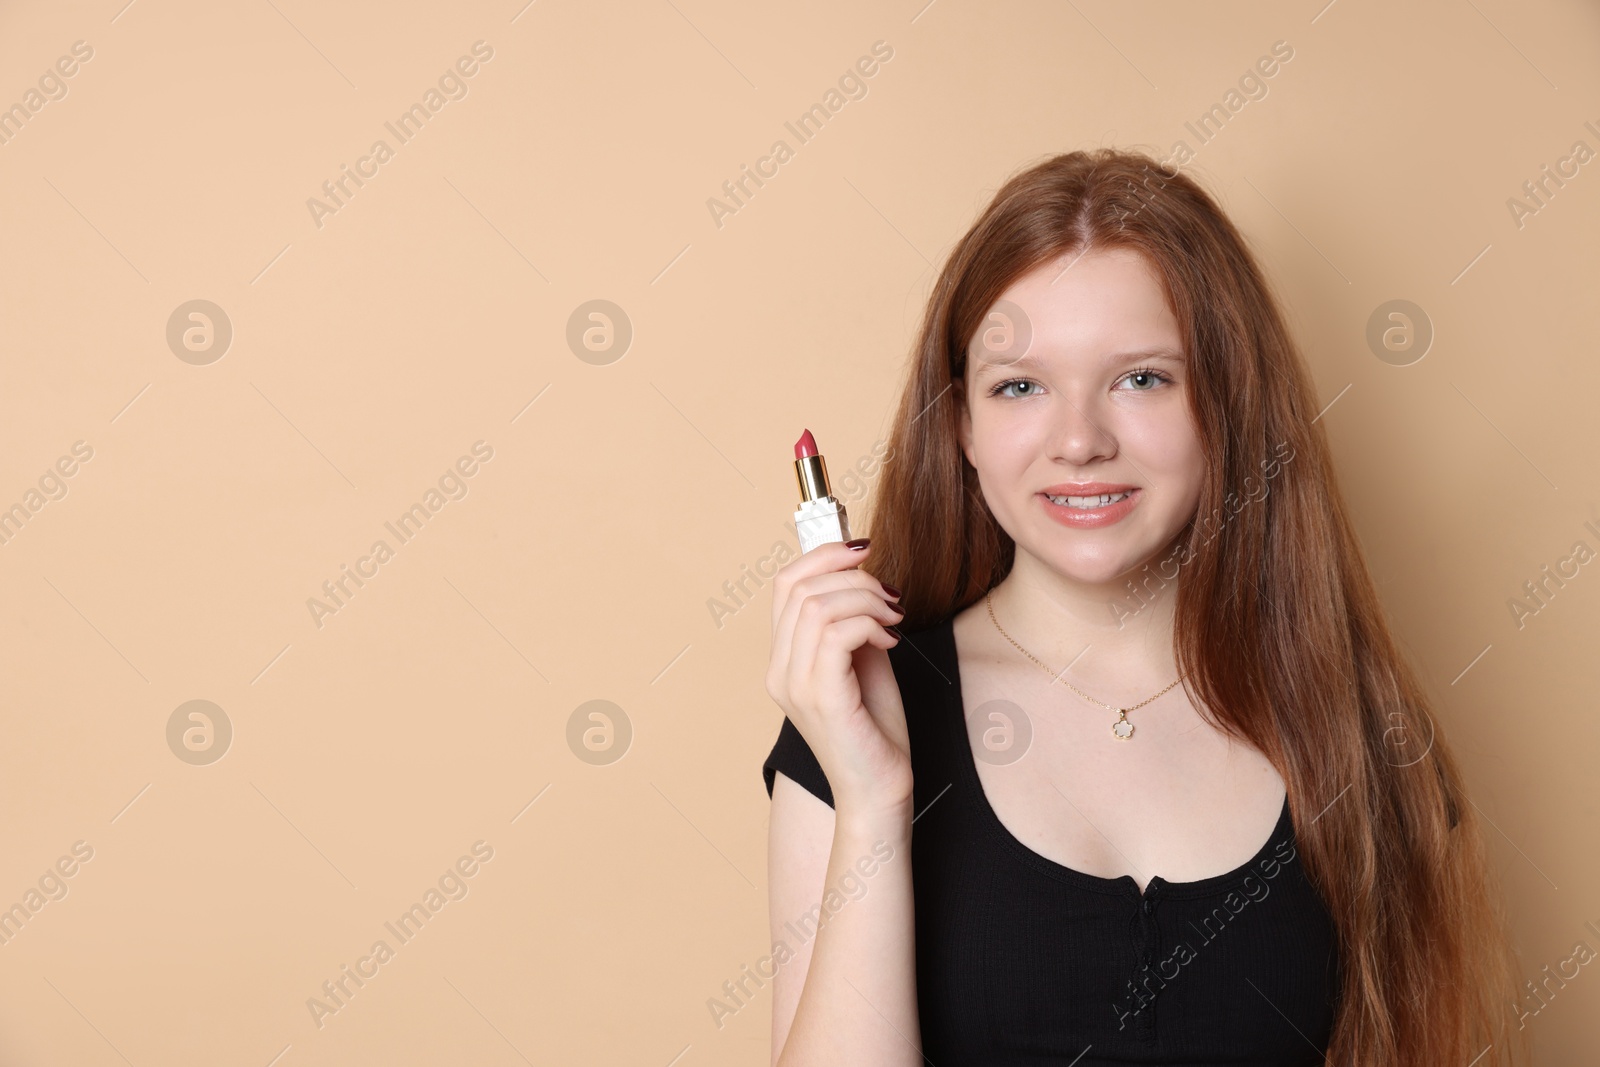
[1037, 486, 1141, 529]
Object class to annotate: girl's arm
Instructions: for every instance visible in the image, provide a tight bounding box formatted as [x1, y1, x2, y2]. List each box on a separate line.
[767, 775, 919, 1066]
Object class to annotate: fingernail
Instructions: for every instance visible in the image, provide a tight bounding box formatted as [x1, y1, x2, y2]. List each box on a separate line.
[845, 538, 871, 550]
[882, 583, 903, 599]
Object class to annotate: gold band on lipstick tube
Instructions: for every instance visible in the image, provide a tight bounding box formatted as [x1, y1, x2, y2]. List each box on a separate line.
[794, 454, 831, 502]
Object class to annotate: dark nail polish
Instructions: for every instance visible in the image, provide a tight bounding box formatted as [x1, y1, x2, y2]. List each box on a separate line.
[845, 538, 871, 550]
[882, 583, 903, 599]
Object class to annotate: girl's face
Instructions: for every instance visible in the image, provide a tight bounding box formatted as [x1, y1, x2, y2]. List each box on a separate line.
[957, 247, 1206, 588]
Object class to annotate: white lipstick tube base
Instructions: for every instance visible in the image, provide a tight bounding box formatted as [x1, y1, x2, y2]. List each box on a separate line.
[794, 498, 851, 554]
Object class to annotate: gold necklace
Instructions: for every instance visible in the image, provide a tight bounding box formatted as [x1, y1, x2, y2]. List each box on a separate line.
[984, 590, 1184, 741]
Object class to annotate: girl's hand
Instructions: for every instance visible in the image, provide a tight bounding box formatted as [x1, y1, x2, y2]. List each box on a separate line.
[765, 539, 913, 817]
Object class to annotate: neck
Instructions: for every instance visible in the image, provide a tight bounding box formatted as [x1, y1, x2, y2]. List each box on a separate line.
[988, 547, 1181, 691]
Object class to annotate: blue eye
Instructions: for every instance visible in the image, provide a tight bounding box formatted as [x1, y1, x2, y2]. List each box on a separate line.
[1120, 368, 1172, 391]
[988, 378, 1041, 398]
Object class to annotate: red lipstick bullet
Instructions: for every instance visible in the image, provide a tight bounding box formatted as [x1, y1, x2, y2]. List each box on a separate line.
[794, 428, 819, 459]
[792, 428, 851, 552]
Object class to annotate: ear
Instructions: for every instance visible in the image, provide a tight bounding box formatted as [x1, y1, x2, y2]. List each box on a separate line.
[955, 378, 976, 468]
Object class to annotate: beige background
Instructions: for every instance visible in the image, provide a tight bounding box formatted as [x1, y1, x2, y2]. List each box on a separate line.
[0, 0, 1596, 1062]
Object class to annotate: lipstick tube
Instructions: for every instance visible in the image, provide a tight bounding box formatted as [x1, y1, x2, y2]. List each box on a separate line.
[792, 429, 851, 553]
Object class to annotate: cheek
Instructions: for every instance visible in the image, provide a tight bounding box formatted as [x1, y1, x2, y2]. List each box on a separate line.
[1153, 427, 1206, 505]
[972, 406, 1046, 473]
[1124, 409, 1204, 489]
[966, 412, 1039, 522]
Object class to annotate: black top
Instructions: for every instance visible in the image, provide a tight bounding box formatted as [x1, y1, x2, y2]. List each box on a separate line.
[763, 615, 1342, 1065]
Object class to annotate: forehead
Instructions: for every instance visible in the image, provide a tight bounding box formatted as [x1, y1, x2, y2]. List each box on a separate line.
[968, 247, 1183, 370]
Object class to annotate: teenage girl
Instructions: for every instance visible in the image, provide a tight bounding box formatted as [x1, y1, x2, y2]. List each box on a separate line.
[762, 148, 1526, 1066]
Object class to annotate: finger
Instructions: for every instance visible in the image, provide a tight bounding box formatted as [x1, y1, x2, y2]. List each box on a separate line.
[774, 568, 900, 659]
[769, 539, 872, 628]
[786, 589, 905, 693]
[771, 558, 871, 702]
[776, 576, 904, 675]
[793, 614, 902, 709]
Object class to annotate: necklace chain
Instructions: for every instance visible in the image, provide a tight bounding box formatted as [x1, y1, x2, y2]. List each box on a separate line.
[984, 590, 1184, 739]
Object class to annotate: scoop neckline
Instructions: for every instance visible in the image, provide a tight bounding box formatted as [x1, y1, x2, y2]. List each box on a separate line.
[931, 615, 1294, 901]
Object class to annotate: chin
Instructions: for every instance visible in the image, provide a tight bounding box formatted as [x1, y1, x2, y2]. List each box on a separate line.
[1023, 544, 1145, 587]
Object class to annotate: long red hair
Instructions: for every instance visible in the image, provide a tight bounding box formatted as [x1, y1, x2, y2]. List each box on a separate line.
[862, 147, 1528, 1066]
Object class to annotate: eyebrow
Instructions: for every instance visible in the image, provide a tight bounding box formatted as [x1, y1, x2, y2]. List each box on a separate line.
[972, 347, 1187, 371]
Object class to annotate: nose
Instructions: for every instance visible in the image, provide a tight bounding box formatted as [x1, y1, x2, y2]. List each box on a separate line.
[1045, 391, 1117, 466]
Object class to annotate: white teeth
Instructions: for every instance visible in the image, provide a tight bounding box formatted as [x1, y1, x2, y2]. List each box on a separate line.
[1046, 491, 1131, 508]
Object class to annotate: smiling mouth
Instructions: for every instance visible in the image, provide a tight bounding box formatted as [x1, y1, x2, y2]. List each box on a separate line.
[1043, 491, 1134, 509]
